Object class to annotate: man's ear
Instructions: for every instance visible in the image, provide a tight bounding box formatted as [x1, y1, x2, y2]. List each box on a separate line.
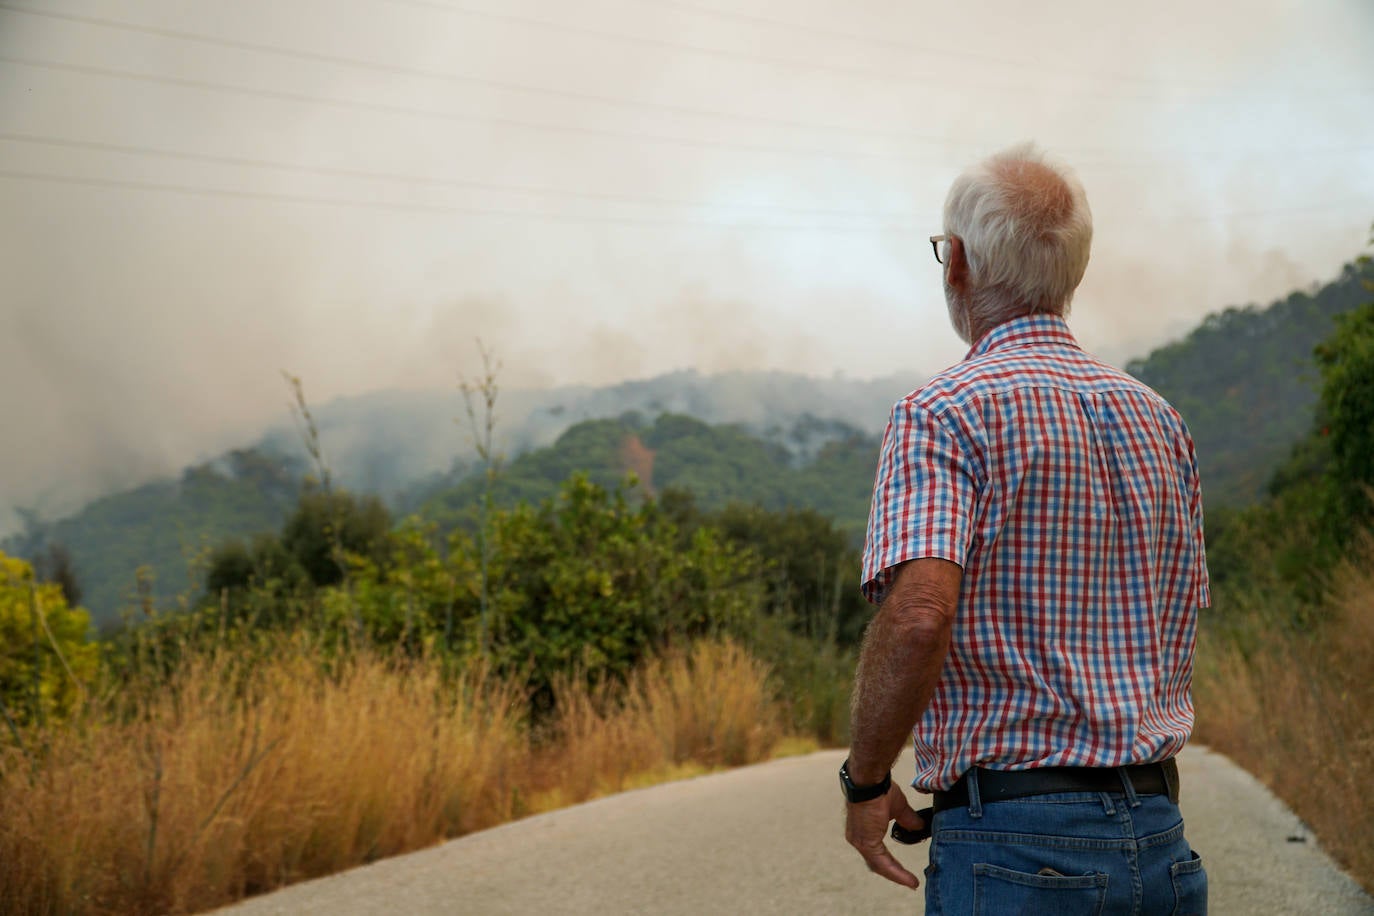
[946, 236, 968, 293]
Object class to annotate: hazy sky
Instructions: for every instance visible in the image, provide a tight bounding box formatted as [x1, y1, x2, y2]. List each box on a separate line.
[3, 0, 1373, 529]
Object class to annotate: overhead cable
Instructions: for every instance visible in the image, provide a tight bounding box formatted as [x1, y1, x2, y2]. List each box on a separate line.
[0, 131, 918, 219]
[0, 167, 926, 232]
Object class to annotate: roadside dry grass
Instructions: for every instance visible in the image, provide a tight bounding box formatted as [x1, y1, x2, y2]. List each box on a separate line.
[537, 640, 782, 809]
[1193, 558, 1374, 894]
[0, 638, 786, 915]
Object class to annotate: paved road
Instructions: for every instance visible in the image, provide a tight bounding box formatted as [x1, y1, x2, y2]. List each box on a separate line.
[220, 745, 1372, 915]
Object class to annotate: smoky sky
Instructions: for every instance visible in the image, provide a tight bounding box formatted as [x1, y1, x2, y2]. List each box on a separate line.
[3, 0, 1374, 531]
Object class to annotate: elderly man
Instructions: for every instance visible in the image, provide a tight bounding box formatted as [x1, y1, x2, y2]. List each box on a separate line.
[841, 144, 1210, 915]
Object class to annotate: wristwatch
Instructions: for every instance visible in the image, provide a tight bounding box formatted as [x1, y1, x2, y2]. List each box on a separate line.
[839, 758, 891, 803]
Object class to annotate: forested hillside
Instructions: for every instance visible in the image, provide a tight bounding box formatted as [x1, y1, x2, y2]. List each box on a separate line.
[10, 256, 1373, 629]
[423, 256, 1374, 526]
[2, 450, 301, 629]
[4, 415, 879, 630]
[419, 413, 879, 536]
[254, 369, 914, 503]
[1125, 258, 1374, 506]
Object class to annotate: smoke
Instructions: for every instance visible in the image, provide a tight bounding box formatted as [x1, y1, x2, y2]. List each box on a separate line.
[1, 0, 1372, 532]
[252, 368, 921, 505]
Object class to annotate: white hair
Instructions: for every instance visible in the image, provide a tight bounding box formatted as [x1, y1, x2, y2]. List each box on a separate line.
[943, 143, 1092, 338]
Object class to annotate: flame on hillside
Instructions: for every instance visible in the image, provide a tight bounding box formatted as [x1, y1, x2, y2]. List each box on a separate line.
[619, 434, 656, 496]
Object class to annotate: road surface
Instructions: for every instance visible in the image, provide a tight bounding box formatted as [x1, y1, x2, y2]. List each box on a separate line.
[219, 745, 1372, 915]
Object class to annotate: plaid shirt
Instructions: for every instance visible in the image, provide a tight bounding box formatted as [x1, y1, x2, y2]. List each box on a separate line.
[862, 313, 1209, 792]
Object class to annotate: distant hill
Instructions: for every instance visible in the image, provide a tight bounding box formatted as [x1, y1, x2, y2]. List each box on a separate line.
[419, 413, 879, 535]
[254, 368, 919, 506]
[408, 248, 1370, 538]
[1125, 258, 1374, 507]
[415, 248, 1372, 535]
[6, 373, 913, 629]
[8, 255, 1371, 629]
[2, 449, 302, 631]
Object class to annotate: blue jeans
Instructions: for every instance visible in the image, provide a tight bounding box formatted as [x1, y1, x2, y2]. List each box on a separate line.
[923, 775, 1207, 915]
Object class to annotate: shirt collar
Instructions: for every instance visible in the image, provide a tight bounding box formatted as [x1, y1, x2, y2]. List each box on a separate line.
[966, 313, 1081, 360]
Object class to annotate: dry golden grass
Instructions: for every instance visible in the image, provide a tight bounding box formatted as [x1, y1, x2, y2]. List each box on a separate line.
[0, 638, 786, 915]
[1194, 559, 1374, 893]
[537, 640, 782, 808]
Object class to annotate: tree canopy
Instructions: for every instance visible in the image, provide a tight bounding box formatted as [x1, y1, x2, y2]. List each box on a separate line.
[1126, 258, 1374, 507]
[0, 551, 98, 727]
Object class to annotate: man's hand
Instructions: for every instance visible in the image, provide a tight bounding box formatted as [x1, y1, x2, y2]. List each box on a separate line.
[844, 782, 928, 889]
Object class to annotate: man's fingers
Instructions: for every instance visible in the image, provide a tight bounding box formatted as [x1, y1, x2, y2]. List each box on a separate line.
[847, 793, 922, 891]
[861, 845, 920, 889]
[888, 785, 923, 830]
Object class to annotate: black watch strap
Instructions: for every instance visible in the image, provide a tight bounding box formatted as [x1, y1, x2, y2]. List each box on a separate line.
[839, 758, 891, 803]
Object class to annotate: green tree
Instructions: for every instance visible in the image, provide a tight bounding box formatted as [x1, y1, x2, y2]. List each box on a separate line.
[204, 539, 255, 595]
[1315, 296, 1374, 543]
[203, 533, 312, 632]
[32, 542, 82, 608]
[1127, 257, 1374, 507]
[281, 489, 392, 587]
[0, 550, 99, 727]
[478, 475, 764, 701]
[702, 502, 870, 646]
[1202, 247, 1374, 618]
[348, 519, 477, 652]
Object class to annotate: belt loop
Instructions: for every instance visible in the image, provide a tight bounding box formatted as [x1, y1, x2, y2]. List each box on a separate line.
[967, 768, 984, 819]
[1117, 766, 1141, 808]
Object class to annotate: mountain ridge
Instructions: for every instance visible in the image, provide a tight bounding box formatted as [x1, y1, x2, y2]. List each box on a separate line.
[7, 255, 1371, 627]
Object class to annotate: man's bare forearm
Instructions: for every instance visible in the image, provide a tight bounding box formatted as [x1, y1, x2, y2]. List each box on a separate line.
[847, 559, 960, 785]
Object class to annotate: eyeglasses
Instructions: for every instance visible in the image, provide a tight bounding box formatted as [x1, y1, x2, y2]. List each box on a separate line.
[930, 234, 949, 265]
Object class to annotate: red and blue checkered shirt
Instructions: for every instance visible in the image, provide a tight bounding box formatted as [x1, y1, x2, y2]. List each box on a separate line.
[862, 313, 1209, 792]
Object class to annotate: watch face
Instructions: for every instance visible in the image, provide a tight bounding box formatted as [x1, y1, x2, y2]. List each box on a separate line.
[840, 760, 889, 802]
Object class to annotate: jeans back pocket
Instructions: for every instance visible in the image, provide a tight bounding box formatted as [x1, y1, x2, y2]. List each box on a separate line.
[1169, 851, 1207, 916]
[972, 863, 1108, 915]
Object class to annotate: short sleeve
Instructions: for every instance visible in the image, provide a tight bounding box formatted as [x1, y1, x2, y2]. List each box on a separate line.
[861, 400, 979, 605]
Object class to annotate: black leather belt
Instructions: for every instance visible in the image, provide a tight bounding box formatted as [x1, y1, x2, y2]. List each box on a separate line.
[932, 757, 1179, 813]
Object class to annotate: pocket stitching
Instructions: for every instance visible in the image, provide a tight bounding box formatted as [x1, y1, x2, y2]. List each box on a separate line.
[972, 863, 1109, 916]
[973, 862, 1109, 888]
[1170, 852, 1204, 877]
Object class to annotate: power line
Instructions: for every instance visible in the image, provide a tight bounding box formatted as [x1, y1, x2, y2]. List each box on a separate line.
[1075, 147, 1374, 169]
[5, 0, 1336, 114]
[0, 54, 943, 165]
[0, 166, 1363, 232]
[0, 131, 919, 219]
[628, 0, 1057, 73]
[0, 166, 927, 233]
[7, 54, 1371, 175]
[621, 0, 1374, 96]
[5, 132, 1367, 239]
[374, 0, 1012, 96]
[0, 3, 967, 147]
[1177, 201, 1374, 224]
[7, 6, 1374, 165]
[368, 0, 1373, 105]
